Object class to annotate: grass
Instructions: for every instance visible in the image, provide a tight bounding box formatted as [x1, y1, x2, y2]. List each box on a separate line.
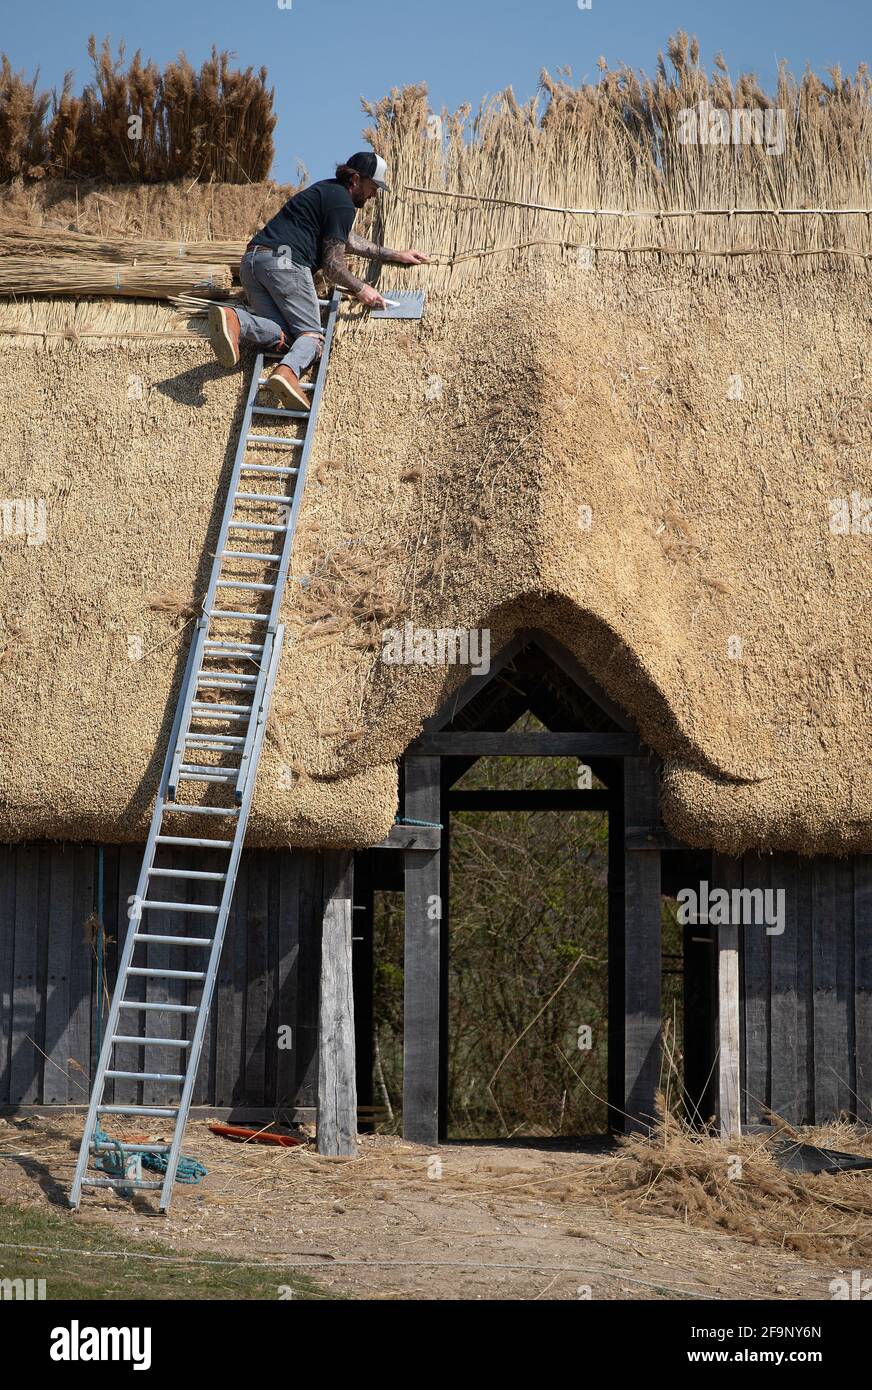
[0, 1200, 338, 1301]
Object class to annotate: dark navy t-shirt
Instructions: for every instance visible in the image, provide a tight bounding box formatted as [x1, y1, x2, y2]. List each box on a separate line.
[250, 178, 356, 267]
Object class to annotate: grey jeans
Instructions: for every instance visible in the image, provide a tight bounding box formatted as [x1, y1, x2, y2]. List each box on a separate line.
[236, 246, 324, 376]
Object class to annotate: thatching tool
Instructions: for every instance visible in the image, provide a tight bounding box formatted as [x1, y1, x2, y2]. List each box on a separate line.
[69, 289, 344, 1214]
[369, 289, 425, 320]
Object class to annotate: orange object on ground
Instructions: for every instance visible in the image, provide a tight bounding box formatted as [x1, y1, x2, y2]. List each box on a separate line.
[208, 1123, 304, 1147]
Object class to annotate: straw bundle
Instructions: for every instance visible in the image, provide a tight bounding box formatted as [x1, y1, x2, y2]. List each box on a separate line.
[0, 219, 248, 269]
[0, 256, 232, 298]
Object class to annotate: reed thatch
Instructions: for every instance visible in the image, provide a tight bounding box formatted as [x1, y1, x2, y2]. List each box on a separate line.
[0, 43, 869, 854]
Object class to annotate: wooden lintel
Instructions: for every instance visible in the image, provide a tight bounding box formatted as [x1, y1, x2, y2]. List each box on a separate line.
[370, 824, 441, 851]
[624, 826, 686, 851]
[447, 790, 611, 812]
[408, 732, 638, 757]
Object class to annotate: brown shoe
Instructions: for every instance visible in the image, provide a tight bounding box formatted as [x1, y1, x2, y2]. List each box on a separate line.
[208, 304, 241, 367]
[263, 364, 310, 411]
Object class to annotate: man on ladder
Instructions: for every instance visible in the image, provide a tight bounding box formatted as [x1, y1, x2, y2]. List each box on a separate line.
[208, 151, 429, 410]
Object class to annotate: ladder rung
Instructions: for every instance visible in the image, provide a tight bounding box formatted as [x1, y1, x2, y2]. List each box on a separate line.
[204, 640, 264, 652]
[239, 464, 298, 476]
[251, 405, 309, 418]
[228, 521, 288, 533]
[134, 933, 213, 947]
[188, 710, 248, 723]
[177, 771, 236, 784]
[162, 805, 239, 816]
[147, 866, 227, 880]
[185, 735, 245, 747]
[191, 701, 252, 713]
[127, 966, 207, 980]
[197, 673, 257, 684]
[217, 553, 281, 565]
[246, 434, 302, 448]
[104, 1069, 185, 1083]
[97, 1106, 179, 1117]
[182, 748, 241, 759]
[81, 1177, 165, 1190]
[118, 1000, 199, 1012]
[197, 667, 255, 678]
[140, 901, 220, 913]
[112, 1035, 192, 1048]
[209, 608, 272, 620]
[234, 492, 292, 505]
[183, 739, 243, 750]
[215, 580, 276, 591]
[154, 835, 234, 849]
[92, 1142, 171, 1154]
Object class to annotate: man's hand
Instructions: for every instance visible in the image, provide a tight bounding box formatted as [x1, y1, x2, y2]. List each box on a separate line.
[356, 284, 389, 310]
[393, 248, 430, 265]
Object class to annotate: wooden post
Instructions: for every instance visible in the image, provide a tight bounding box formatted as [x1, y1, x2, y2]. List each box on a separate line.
[403, 756, 442, 1144]
[317, 850, 357, 1156]
[712, 853, 742, 1140]
[622, 757, 662, 1133]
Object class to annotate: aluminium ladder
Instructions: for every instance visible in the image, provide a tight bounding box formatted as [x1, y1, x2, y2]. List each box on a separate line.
[69, 289, 342, 1212]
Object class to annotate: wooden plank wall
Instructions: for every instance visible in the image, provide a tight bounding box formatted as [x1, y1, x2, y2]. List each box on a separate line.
[0, 843, 325, 1113]
[713, 852, 870, 1126]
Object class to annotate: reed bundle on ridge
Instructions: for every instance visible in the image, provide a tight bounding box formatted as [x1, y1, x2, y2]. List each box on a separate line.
[0, 220, 248, 269]
[0, 257, 233, 298]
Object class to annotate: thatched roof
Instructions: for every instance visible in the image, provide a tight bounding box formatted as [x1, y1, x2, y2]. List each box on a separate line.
[1, 53, 870, 856]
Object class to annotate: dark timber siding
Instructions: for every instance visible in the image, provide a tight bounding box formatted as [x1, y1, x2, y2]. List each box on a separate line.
[715, 852, 872, 1126]
[0, 843, 324, 1113]
[4, 841, 872, 1127]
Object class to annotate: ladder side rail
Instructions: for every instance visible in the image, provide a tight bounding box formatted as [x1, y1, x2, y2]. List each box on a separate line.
[69, 622, 205, 1207]
[233, 291, 342, 795]
[168, 350, 269, 795]
[158, 626, 287, 1210]
[203, 348, 272, 620]
[266, 290, 342, 627]
[167, 617, 209, 799]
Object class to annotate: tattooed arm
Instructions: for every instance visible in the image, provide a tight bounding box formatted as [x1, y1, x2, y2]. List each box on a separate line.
[347, 230, 431, 266]
[321, 236, 387, 308]
[346, 230, 403, 264]
[321, 236, 367, 293]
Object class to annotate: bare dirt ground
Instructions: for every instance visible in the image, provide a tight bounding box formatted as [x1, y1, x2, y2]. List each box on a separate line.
[0, 1113, 852, 1301]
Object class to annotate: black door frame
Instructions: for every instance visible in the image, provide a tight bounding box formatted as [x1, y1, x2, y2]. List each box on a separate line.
[399, 630, 665, 1143]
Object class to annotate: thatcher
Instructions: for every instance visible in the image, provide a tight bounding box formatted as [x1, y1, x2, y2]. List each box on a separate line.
[0, 53, 870, 856]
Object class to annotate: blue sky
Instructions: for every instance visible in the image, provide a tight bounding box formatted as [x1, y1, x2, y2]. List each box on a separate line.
[3, 0, 869, 184]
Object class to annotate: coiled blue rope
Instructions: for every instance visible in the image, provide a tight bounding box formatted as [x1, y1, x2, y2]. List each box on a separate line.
[93, 1127, 207, 1184]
